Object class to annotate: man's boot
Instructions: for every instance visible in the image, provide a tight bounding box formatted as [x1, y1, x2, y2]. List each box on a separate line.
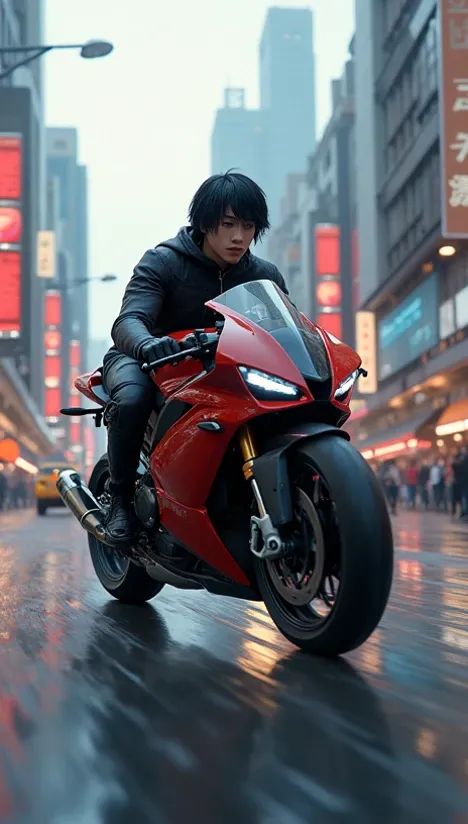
[104, 490, 134, 544]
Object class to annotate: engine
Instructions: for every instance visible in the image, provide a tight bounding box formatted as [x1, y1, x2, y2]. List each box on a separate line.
[133, 473, 159, 530]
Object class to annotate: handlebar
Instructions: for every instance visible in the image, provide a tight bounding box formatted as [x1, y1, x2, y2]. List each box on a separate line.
[141, 331, 219, 374]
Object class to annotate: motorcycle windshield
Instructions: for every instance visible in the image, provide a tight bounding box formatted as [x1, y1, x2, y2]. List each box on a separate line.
[214, 279, 330, 381]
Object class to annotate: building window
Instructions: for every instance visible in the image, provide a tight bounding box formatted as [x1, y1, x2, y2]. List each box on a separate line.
[385, 148, 440, 276]
[384, 12, 438, 175]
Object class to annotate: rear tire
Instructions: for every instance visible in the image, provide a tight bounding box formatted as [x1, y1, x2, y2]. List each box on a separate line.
[37, 502, 46, 516]
[255, 436, 393, 657]
[88, 454, 165, 604]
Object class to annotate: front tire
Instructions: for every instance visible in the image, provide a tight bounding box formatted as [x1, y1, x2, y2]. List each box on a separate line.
[88, 454, 165, 604]
[255, 436, 393, 657]
[37, 502, 47, 516]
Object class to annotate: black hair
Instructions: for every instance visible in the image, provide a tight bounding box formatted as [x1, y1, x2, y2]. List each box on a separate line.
[188, 170, 270, 242]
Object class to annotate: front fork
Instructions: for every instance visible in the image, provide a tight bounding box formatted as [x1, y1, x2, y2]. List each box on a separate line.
[238, 425, 285, 560]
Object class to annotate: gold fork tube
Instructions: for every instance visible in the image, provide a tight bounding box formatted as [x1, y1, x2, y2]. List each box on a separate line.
[238, 425, 257, 480]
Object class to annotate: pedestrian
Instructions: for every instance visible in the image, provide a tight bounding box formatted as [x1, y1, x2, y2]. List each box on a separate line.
[430, 460, 443, 510]
[418, 461, 430, 510]
[406, 461, 418, 510]
[458, 447, 468, 519]
[452, 450, 463, 516]
[383, 460, 400, 516]
[0, 469, 6, 512]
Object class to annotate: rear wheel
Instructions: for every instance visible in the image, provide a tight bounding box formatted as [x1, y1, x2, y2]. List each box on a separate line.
[37, 502, 47, 516]
[255, 436, 393, 657]
[88, 454, 164, 604]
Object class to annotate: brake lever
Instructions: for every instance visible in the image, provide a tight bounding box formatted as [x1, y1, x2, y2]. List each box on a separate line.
[141, 331, 220, 374]
[141, 344, 201, 374]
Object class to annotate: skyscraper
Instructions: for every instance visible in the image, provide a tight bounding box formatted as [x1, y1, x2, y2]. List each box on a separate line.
[260, 7, 316, 227]
[210, 7, 316, 243]
[211, 88, 266, 188]
[46, 128, 89, 367]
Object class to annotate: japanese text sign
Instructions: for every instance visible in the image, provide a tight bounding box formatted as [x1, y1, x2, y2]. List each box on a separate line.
[440, 0, 468, 236]
[355, 312, 377, 394]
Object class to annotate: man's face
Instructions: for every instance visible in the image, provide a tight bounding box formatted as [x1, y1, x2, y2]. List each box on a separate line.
[204, 208, 256, 266]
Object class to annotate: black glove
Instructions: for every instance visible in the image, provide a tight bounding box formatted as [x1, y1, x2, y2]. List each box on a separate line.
[141, 335, 197, 365]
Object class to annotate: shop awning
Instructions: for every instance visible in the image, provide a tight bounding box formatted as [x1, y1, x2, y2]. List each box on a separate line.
[435, 398, 468, 437]
[0, 359, 56, 461]
[354, 408, 442, 459]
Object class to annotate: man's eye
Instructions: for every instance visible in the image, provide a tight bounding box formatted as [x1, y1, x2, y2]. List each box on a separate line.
[223, 221, 234, 228]
[245, 224, 254, 230]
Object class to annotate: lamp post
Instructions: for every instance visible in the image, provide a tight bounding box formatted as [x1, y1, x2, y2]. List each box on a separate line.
[51, 273, 117, 291]
[69, 274, 118, 288]
[0, 39, 113, 81]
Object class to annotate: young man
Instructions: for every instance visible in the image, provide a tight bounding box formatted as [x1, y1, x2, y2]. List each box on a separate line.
[102, 171, 288, 542]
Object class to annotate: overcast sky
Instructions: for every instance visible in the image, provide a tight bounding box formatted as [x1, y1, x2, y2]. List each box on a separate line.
[44, 0, 355, 341]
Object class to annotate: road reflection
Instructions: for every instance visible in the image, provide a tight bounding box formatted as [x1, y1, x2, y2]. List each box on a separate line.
[0, 509, 466, 822]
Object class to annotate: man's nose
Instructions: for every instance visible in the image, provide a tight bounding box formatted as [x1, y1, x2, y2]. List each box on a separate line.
[232, 226, 243, 243]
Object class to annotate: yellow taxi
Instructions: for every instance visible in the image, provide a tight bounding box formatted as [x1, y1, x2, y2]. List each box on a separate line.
[34, 461, 77, 516]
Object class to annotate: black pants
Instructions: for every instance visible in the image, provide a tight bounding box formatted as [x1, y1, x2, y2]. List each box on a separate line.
[103, 353, 162, 496]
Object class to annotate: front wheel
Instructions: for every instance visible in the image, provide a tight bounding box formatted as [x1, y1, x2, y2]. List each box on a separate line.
[88, 454, 165, 604]
[255, 436, 394, 657]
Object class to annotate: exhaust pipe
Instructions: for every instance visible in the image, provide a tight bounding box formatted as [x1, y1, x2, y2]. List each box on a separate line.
[56, 469, 108, 543]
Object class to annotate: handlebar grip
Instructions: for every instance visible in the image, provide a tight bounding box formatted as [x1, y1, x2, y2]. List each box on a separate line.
[140, 344, 202, 374]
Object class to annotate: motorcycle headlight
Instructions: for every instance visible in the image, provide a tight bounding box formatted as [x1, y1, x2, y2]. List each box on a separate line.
[334, 369, 360, 401]
[239, 366, 302, 401]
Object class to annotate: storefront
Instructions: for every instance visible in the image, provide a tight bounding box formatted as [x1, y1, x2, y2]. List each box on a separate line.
[0, 359, 56, 478]
[352, 247, 468, 464]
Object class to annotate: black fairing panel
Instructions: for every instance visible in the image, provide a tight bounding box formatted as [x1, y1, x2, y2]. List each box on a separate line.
[251, 423, 350, 527]
[150, 400, 192, 451]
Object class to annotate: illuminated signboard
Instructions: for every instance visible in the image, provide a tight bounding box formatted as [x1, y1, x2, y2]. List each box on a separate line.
[0, 135, 22, 200]
[379, 275, 439, 380]
[0, 207, 21, 243]
[44, 292, 62, 327]
[0, 251, 21, 335]
[0, 132, 22, 347]
[45, 387, 61, 419]
[315, 225, 340, 276]
[44, 330, 61, 352]
[315, 224, 342, 340]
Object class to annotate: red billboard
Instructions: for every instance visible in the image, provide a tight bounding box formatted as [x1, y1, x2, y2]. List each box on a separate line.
[44, 292, 62, 327]
[45, 387, 61, 419]
[315, 226, 340, 276]
[69, 340, 81, 368]
[439, 0, 468, 237]
[315, 225, 342, 340]
[0, 251, 21, 335]
[44, 330, 61, 353]
[0, 135, 22, 200]
[0, 207, 21, 243]
[44, 355, 61, 388]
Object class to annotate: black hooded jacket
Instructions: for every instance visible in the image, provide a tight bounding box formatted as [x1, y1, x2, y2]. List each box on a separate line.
[105, 227, 288, 365]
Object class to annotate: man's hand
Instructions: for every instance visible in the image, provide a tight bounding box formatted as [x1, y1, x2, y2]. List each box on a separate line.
[141, 335, 198, 365]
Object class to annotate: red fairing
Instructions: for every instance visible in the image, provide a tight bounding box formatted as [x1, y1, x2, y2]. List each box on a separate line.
[319, 326, 361, 413]
[74, 370, 105, 404]
[150, 310, 313, 584]
[75, 299, 363, 588]
[298, 312, 361, 414]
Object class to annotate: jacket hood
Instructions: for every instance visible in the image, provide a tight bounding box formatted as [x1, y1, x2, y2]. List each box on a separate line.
[157, 226, 250, 271]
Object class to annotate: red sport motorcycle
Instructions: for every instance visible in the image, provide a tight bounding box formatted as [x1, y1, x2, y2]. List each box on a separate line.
[57, 280, 393, 656]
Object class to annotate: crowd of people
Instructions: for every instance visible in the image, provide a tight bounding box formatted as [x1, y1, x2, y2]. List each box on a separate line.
[0, 467, 33, 512]
[376, 448, 468, 516]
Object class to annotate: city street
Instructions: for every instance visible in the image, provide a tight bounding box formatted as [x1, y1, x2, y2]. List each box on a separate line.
[0, 507, 467, 824]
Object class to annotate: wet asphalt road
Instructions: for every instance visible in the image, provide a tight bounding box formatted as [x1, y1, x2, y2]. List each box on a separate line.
[0, 508, 467, 824]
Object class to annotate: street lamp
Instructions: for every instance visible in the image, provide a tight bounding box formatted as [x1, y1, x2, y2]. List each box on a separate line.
[72, 274, 117, 287]
[0, 39, 113, 81]
[53, 274, 117, 290]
